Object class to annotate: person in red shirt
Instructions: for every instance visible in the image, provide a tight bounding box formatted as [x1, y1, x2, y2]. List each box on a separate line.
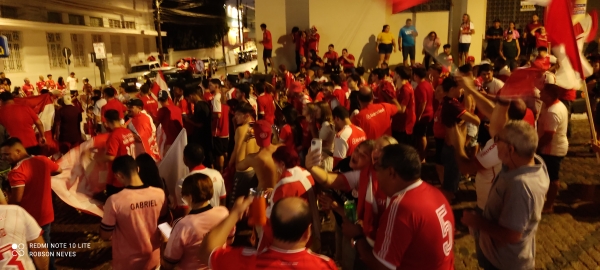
[211, 85, 230, 172]
[278, 64, 295, 90]
[332, 106, 367, 166]
[2, 137, 62, 269]
[101, 87, 128, 126]
[45, 74, 56, 91]
[278, 105, 300, 156]
[524, 14, 542, 56]
[257, 82, 276, 125]
[351, 87, 401, 140]
[139, 84, 159, 122]
[530, 25, 549, 52]
[156, 91, 183, 154]
[0, 92, 46, 155]
[102, 109, 136, 196]
[307, 26, 321, 55]
[391, 66, 416, 145]
[260, 23, 273, 73]
[413, 68, 435, 161]
[200, 196, 337, 270]
[36, 75, 46, 93]
[339, 49, 356, 73]
[346, 144, 455, 269]
[330, 74, 348, 110]
[323, 44, 339, 73]
[22, 78, 35, 96]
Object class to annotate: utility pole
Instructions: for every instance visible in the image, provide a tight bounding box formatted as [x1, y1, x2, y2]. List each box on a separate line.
[237, 0, 243, 52]
[155, 0, 165, 63]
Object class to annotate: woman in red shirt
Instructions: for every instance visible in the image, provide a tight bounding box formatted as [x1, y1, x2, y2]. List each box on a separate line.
[278, 105, 302, 158]
[57, 76, 66, 94]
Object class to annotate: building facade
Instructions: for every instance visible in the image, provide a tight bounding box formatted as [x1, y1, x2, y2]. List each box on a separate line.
[0, 0, 162, 88]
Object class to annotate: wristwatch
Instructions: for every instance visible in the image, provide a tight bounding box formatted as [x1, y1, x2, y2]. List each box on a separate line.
[351, 235, 365, 248]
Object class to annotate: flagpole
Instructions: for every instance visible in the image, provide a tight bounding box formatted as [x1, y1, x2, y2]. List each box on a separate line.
[581, 82, 600, 162]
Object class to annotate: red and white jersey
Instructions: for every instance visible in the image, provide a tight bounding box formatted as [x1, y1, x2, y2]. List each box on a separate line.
[128, 111, 161, 162]
[351, 103, 398, 140]
[373, 180, 455, 270]
[100, 186, 168, 270]
[333, 124, 366, 165]
[209, 246, 338, 270]
[164, 206, 229, 270]
[257, 93, 276, 125]
[175, 165, 227, 207]
[339, 167, 387, 245]
[282, 71, 295, 89]
[226, 88, 237, 101]
[0, 205, 41, 270]
[248, 97, 258, 117]
[266, 166, 315, 217]
[106, 127, 135, 188]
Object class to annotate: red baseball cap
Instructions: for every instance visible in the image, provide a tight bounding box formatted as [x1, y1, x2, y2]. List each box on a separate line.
[254, 120, 272, 147]
[289, 82, 303, 93]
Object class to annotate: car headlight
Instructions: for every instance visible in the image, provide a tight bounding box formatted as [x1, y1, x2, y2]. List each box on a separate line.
[120, 79, 125, 83]
[136, 82, 142, 88]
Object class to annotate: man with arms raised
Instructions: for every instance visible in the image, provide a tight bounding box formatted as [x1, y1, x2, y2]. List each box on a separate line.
[228, 102, 260, 207]
[100, 155, 170, 270]
[199, 197, 337, 269]
[348, 144, 454, 269]
[2, 138, 62, 270]
[236, 120, 279, 190]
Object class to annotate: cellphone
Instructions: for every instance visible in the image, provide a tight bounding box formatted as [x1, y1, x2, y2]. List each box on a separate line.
[158, 222, 172, 239]
[311, 139, 323, 155]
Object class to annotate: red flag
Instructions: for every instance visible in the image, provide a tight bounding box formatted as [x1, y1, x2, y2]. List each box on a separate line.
[392, 0, 429, 13]
[497, 68, 546, 98]
[587, 10, 598, 43]
[151, 70, 173, 106]
[545, 0, 584, 79]
[14, 94, 59, 156]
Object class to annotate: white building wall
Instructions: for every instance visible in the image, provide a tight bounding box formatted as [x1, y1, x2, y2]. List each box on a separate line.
[0, 0, 161, 88]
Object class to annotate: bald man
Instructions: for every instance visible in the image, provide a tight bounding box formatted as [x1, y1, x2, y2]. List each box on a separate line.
[1, 137, 62, 270]
[351, 86, 401, 140]
[200, 197, 338, 269]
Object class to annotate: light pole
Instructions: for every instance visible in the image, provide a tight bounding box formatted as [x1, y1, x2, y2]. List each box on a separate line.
[237, 0, 243, 52]
[155, 0, 165, 63]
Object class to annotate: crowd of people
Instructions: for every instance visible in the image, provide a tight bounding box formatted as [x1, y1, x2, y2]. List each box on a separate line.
[0, 11, 599, 270]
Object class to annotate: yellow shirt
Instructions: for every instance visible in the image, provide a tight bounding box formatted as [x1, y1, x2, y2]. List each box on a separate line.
[377, 32, 394, 44]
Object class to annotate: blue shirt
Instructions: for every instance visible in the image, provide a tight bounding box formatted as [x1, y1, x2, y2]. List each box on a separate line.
[399, 26, 417, 47]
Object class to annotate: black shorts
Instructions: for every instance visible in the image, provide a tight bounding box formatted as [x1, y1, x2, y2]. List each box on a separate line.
[458, 42, 471, 53]
[213, 137, 229, 157]
[263, 49, 272, 59]
[378, 43, 393, 54]
[402, 46, 416, 60]
[392, 130, 413, 146]
[434, 138, 445, 165]
[413, 120, 430, 138]
[539, 154, 564, 181]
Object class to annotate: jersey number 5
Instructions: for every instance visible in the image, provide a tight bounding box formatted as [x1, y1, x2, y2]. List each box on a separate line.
[436, 205, 453, 256]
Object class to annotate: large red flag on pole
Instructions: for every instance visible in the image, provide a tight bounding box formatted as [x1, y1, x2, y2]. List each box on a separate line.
[392, 0, 429, 13]
[545, 0, 584, 80]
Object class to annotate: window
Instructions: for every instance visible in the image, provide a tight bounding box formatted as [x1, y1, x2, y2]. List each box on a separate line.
[109, 19, 122, 29]
[0, 31, 23, 72]
[127, 36, 137, 56]
[71, 34, 87, 67]
[47, 33, 64, 68]
[1, 6, 18, 19]
[90, 17, 103, 27]
[92, 34, 103, 43]
[124, 21, 136, 29]
[110, 35, 122, 65]
[143, 38, 150, 54]
[48, 12, 62, 23]
[68, 14, 84, 25]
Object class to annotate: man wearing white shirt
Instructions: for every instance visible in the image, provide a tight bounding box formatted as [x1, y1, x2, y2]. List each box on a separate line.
[66, 72, 79, 95]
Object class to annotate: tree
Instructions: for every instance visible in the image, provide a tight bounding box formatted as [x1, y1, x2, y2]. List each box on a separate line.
[158, 0, 229, 50]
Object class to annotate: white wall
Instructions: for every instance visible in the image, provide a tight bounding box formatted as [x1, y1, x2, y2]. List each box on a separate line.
[466, 0, 487, 62]
[308, 0, 387, 69]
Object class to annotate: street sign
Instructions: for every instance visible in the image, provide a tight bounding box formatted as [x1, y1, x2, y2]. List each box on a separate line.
[520, 1, 536, 12]
[62, 47, 72, 58]
[93, 42, 106, 59]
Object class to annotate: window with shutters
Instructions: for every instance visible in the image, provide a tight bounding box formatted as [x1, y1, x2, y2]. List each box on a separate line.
[110, 35, 123, 65]
[127, 36, 137, 56]
[90, 17, 103, 27]
[0, 5, 18, 19]
[47, 33, 64, 68]
[0, 31, 23, 72]
[124, 21, 136, 29]
[48, 12, 62, 23]
[143, 38, 150, 54]
[71, 34, 87, 67]
[68, 14, 84, 25]
[109, 19, 122, 29]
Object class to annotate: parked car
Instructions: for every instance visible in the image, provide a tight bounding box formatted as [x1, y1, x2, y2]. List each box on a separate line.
[162, 69, 203, 92]
[121, 61, 162, 88]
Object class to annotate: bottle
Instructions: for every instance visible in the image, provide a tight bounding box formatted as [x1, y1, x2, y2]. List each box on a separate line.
[344, 200, 357, 223]
[247, 189, 267, 226]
